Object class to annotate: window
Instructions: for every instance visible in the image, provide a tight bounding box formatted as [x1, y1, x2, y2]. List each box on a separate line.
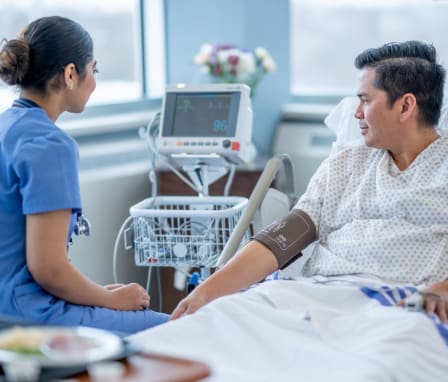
[290, 0, 448, 97]
[0, 0, 165, 110]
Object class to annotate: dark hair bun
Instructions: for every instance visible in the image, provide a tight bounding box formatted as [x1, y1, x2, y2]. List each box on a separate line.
[0, 38, 30, 85]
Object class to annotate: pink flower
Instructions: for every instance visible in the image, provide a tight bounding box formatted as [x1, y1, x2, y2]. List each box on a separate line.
[228, 55, 240, 66]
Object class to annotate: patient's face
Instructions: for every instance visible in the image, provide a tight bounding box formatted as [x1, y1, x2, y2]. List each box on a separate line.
[354, 68, 402, 150]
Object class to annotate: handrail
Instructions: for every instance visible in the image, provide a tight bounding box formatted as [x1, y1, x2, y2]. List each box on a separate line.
[216, 153, 296, 266]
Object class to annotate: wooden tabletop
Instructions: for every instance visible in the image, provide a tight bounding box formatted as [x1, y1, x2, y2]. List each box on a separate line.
[68, 352, 211, 382]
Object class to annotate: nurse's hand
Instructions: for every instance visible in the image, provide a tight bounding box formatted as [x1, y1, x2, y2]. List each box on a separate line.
[421, 280, 448, 324]
[104, 283, 125, 291]
[107, 283, 150, 311]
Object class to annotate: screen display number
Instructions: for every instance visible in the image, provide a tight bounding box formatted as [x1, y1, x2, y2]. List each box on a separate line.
[213, 119, 228, 133]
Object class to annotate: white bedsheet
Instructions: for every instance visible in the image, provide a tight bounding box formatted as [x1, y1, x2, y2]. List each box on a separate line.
[128, 276, 448, 382]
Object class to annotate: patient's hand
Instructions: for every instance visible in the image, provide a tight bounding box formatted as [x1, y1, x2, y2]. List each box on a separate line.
[106, 283, 150, 311]
[170, 289, 209, 320]
[421, 280, 448, 324]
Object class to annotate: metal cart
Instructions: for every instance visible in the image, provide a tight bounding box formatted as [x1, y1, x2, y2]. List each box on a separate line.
[127, 154, 296, 282]
[129, 195, 250, 280]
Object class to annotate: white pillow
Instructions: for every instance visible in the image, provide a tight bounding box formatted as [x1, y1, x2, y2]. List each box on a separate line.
[437, 102, 448, 136]
[325, 96, 448, 154]
[324, 96, 362, 156]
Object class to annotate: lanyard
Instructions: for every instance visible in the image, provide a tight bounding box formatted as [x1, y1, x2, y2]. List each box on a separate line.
[12, 98, 41, 109]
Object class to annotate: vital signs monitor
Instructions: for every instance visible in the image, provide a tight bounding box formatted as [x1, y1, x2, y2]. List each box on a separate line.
[157, 83, 253, 165]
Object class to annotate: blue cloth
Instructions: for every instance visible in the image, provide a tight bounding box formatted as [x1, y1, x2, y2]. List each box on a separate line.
[0, 102, 168, 334]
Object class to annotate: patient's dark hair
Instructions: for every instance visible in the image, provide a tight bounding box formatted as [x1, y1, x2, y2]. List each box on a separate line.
[354, 41, 446, 126]
[0, 16, 93, 93]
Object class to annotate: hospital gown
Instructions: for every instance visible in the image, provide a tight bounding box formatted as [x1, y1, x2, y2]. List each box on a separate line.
[0, 102, 168, 333]
[296, 136, 448, 284]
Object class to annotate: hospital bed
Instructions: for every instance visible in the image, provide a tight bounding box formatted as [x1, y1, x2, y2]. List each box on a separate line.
[126, 92, 448, 382]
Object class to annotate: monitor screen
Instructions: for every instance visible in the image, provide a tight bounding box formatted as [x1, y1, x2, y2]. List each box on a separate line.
[162, 92, 241, 138]
[157, 83, 253, 165]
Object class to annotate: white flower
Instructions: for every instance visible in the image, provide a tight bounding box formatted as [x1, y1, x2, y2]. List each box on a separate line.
[237, 52, 256, 81]
[255, 46, 268, 60]
[193, 43, 213, 65]
[262, 56, 276, 72]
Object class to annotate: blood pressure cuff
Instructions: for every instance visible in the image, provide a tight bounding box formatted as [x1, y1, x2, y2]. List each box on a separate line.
[253, 209, 316, 269]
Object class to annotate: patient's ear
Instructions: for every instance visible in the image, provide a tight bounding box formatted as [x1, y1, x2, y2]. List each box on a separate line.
[398, 93, 417, 123]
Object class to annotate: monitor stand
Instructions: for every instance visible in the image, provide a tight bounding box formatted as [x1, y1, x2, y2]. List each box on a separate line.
[170, 154, 234, 196]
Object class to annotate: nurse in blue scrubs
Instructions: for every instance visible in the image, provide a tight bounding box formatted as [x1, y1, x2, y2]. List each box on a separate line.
[0, 16, 168, 334]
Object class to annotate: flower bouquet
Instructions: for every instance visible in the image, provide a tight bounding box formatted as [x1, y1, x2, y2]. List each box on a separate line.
[193, 44, 276, 97]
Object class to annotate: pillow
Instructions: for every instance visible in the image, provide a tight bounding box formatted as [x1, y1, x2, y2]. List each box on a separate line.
[324, 96, 362, 156]
[325, 96, 448, 155]
[437, 102, 448, 136]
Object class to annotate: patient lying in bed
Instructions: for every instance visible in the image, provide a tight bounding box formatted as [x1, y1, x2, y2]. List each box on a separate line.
[130, 41, 448, 381]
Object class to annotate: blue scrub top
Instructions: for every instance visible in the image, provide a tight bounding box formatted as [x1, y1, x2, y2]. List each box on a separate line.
[0, 102, 169, 333]
[0, 103, 81, 319]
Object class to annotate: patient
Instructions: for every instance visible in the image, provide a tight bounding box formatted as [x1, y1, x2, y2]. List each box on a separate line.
[172, 40, 448, 324]
[0, 16, 168, 333]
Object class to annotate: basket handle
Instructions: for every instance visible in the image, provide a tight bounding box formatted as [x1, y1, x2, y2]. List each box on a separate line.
[123, 226, 133, 250]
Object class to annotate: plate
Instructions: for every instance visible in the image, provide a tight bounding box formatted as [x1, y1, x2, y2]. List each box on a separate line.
[0, 326, 123, 368]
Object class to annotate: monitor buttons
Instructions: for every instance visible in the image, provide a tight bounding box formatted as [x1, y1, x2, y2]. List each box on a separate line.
[222, 139, 231, 148]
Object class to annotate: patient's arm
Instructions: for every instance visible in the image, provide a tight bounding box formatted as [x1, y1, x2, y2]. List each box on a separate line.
[421, 280, 448, 324]
[171, 209, 317, 320]
[171, 240, 278, 320]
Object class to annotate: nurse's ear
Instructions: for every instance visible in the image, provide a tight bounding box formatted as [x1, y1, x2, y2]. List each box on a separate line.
[63, 63, 76, 91]
[398, 93, 417, 123]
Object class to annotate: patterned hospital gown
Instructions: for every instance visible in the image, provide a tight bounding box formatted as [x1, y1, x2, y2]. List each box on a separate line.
[295, 136, 448, 285]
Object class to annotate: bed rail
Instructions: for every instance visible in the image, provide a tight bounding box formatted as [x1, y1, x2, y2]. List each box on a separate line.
[216, 153, 296, 266]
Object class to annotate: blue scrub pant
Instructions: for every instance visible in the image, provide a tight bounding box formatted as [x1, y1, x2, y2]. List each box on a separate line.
[11, 282, 169, 335]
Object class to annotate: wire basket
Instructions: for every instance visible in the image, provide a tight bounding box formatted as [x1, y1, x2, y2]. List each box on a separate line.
[129, 196, 250, 267]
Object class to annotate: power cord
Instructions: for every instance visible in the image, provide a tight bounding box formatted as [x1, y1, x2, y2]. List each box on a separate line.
[142, 112, 204, 195]
[112, 215, 133, 284]
[112, 215, 163, 312]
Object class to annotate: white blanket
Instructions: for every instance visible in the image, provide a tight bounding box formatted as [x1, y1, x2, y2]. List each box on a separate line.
[129, 276, 448, 382]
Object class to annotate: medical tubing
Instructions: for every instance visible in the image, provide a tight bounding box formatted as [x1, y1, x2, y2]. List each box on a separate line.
[112, 215, 133, 284]
[149, 145, 157, 204]
[144, 267, 163, 311]
[216, 154, 295, 266]
[224, 163, 237, 196]
[144, 112, 202, 195]
[111, 115, 159, 288]
[144, 112, 160, 208]
[145, 267, 152, 295]
[144, 111, 194, 206]
[156, 267, 162, 312]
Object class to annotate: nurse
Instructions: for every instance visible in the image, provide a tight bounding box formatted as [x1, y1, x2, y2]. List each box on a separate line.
[0, 16, 168, 334]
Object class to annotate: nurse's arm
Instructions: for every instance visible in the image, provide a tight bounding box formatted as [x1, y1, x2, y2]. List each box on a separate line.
[26, 209, 149, 311]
